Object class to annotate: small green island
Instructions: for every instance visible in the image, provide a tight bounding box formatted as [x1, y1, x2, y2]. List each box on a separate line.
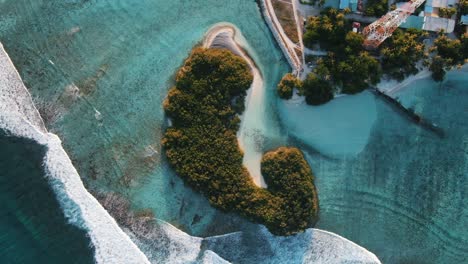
[163, 47, 318, 235]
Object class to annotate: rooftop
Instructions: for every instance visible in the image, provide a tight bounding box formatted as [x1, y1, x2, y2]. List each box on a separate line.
[423, 16, 456, 32]
[461, 15, 468, 25]
[427, 0, 458, 8]
[399, 15, 456, 33]
[400, 15, 425, 29]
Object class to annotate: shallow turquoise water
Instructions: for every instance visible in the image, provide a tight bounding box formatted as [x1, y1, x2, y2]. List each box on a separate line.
[0, 0, 289, 236]
[1, 0, 467, 263]
[304, 69, 468, 263]
[0, 130, 95, 264]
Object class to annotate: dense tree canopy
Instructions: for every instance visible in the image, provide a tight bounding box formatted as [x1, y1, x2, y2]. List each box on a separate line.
[460, 0, 468, 15]
[381, 29, 427, 81]
[261, 147, 319, 233]
[433, 34, 464, 66]
[163, 48, 319, 235]
[303, 8, 349, 51]
[277, 73, 300, 99]
[462, 33, 468, 58]
[301, 9, 381, 98]
[364, 0, 389, 17]
[429, 55, 447, 82]
[429, 33, 468, 82]
[300, 73, 334, 105]
[438, 7, 457, 18]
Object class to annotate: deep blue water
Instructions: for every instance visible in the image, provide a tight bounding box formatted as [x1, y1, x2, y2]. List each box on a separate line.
[0, 130, 95, 264]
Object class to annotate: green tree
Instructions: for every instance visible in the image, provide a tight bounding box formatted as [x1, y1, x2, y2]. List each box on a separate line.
[429, 55, 447, 82]
[338, 52, 381, 94]
[460, 0, 468, 15]
[345, 31, 365, 53]
[433, 34, 463, 66]
[301, 73, 334, 105]
[461, 33, 468, 59]
[381, 29, 427, 80]
[303, 8, 349, 51]
[365, 0, 389, 17]
[439, 7, 457, 18]
[277, 73, 300, 99]
[302, 9, 382, 96]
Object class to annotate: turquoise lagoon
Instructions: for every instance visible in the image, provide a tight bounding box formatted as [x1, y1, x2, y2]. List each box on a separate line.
[0, 0, 467, 263]
[280, 68, 468, 263]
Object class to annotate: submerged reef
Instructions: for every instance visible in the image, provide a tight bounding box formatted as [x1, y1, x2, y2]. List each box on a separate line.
[162, 47, 318, 235]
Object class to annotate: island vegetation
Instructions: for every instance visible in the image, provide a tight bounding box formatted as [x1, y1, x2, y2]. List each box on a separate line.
[460, 0, 468, 15]
[300, 73, 334, 105]
[300, 8, 381, 104]
[280, 8, 467, 105]
[438, 7, 457, 18]
[364, 0, 389, 17]
[428, 33, 468, 81]
[277, 73, 300, 99]
[277, 72, 333, 105]
[163, 47, 318, 235]
[381, 28, 427, 81]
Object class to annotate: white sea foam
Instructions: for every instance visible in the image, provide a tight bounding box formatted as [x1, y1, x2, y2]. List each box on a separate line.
[0, 42, 150, 264]
[1, 34, 382, 264]
[122, 216, 381, 264]
[202, 225, 382, 264]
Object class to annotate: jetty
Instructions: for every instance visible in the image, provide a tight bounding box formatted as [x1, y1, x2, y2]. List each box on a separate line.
[370, 87, 444, 138]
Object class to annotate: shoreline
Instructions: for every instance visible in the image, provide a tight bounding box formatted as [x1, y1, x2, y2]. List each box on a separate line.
[1, 28, 382, 263]
[0, 42, 150, 264]
[203, 23, 268, 188]
[258, 0, 303, 74]
[376, 69, 431, 95]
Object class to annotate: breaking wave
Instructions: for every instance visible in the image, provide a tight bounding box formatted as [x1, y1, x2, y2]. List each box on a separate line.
[0, 42, 150, 264]
[0, 24, 382, 262]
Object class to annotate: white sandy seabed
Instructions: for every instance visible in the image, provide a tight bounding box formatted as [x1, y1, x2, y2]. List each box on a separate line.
[1, 32, 381, 264]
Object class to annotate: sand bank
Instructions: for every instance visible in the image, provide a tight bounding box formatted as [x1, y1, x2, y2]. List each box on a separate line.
[203, 23, 268, 187]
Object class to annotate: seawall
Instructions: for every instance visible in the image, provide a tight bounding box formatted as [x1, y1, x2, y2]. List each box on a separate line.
[257, 0, 302, 75]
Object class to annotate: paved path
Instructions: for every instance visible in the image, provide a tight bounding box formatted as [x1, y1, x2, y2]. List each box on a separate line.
[263, 0, 303, 72]
[295, 1, 321, 17]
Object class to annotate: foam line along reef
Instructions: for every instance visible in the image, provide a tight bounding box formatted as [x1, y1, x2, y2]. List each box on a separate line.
[0, 42, 150, 264]
[1, 24, 380, 264]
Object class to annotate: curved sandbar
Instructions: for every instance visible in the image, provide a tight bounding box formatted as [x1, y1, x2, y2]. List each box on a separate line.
[163, 27, 318, 235]
[203, 23, 268, 187]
